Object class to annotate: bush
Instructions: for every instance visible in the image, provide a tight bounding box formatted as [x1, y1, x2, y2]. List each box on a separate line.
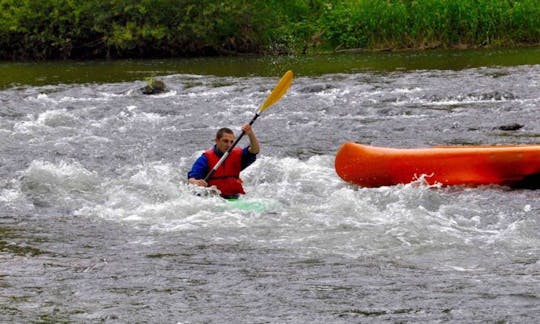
[0, 0, 538, 60]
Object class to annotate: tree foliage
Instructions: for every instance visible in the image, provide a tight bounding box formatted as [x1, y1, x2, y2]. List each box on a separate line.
[0, 0, 538, 60]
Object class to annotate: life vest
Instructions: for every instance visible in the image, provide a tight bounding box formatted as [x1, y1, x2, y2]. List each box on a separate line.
[204, 147, 245, 197]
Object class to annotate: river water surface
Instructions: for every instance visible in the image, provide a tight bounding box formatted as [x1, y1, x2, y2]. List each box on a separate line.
[1, 49, 539, 323]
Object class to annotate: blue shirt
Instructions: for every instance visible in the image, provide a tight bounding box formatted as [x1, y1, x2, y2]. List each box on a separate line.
[187, 145, 257, 180]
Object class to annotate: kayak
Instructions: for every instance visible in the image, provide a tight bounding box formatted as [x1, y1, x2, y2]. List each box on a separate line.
[189, 186, 269, 212]
[335, 142, 540, 188]
[225, 198, 266, 212]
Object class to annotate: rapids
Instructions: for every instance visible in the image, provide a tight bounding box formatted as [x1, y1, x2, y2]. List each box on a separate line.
[1, 62, 539, 322]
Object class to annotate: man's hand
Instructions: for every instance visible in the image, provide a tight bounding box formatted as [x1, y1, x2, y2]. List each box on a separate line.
[188, 178, 208, 187]
[241, 123, 253, 135]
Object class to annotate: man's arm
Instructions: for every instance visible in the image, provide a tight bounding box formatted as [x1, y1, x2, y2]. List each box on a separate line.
[187, 154, 208, 187]
[242, 123, 259, 154]
[240, 124, 259, 170]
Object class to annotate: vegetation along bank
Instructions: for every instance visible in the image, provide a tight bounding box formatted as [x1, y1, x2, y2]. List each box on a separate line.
[1, 0, 539, 60]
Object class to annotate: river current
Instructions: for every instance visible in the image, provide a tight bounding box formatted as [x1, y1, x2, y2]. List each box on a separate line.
[1, 60, 539, 322]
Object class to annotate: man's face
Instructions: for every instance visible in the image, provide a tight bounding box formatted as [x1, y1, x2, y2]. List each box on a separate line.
[215, 133, 234, 153]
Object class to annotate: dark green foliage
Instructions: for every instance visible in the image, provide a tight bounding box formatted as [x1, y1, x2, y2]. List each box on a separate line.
[0, 0, 330, 59]
[0, 0, 538, 60]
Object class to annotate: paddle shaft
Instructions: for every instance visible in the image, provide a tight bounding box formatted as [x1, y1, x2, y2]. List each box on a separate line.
[203, 113, 259, 182]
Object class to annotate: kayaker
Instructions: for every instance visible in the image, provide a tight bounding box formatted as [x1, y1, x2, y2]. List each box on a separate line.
[187, 123, 259, 199]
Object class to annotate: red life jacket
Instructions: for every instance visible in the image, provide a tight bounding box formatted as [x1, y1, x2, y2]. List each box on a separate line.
[204, 147, 245, 196]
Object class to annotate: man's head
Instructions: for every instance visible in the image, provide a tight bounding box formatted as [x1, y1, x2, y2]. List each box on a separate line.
[215, 127, 235, 153]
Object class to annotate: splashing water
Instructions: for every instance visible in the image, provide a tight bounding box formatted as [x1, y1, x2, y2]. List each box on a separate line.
[1, 66, 539, 323]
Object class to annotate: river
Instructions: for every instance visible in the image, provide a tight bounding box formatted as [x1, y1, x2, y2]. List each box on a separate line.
[1, 48, 539, 323]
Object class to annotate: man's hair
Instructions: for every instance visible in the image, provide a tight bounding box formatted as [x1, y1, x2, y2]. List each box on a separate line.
[216, 127, 234, 139]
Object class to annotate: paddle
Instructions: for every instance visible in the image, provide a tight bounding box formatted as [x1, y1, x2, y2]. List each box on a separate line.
[203, 70, 294, 182]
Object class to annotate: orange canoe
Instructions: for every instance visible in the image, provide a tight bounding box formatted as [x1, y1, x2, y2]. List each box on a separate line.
[335, 142, 540, 188]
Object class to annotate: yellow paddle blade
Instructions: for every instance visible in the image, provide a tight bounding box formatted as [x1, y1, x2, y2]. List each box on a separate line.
[258, 70, 293, 114]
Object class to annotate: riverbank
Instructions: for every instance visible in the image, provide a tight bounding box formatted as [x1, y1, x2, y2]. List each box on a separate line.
[1, 0, 539, 60]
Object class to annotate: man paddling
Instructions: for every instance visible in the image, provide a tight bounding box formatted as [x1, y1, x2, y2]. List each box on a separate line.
[188, 123, 259, 199]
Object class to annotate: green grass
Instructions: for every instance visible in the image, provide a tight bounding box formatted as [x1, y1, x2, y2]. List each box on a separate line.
[322, 0, 540, 51]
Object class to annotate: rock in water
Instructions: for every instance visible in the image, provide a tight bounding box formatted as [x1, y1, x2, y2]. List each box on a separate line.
[497, 123, 523, 131]
[141, 79, 166, 95]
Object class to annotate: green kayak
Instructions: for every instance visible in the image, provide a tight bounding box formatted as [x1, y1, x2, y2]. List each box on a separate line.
[225, 198, 266, 212]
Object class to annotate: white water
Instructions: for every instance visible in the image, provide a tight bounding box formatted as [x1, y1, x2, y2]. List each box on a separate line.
[1, 66, 539, 323]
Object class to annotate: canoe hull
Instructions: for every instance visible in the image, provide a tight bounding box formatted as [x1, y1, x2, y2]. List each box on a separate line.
[335, 142, 540, 188]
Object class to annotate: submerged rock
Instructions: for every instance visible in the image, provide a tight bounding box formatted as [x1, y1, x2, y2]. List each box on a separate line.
[141, 79, 166, 95]
[497, 123, 524, 131]
[298, 83, 334, 93]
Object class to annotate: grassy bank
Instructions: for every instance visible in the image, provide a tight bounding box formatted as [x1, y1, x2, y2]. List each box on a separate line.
[325, 0, 540, 51]
[0, 0, 539, 60]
